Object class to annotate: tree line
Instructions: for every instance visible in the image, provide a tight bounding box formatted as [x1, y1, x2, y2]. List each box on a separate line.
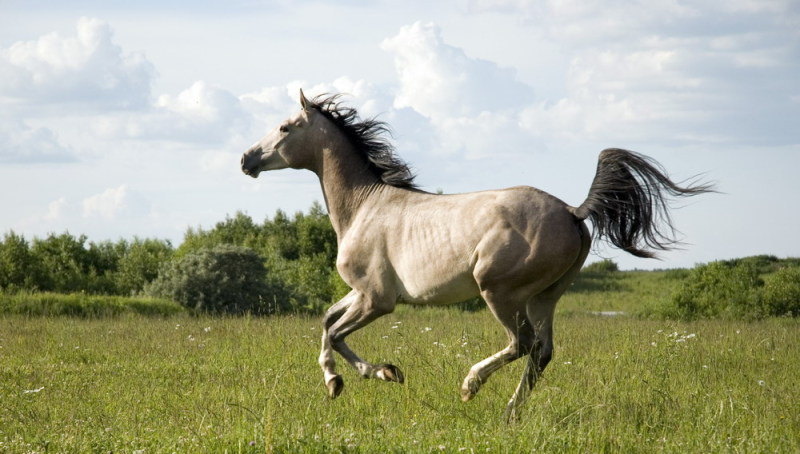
[0, 201, 347, 314]
[2, 201, 798, 318]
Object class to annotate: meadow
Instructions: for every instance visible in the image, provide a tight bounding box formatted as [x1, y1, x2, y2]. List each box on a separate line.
[1, 271, 798, 453]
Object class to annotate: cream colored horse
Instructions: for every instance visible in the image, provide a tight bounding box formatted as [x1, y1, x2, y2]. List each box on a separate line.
[241, 90, 711, 421]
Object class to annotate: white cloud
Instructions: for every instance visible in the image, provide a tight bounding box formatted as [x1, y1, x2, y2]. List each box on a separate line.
[42, 198, 67, 222]
[0, 117, 76, 163]
[470, 0, 800, 146]
[0, 17, 155, 110]
[381, 21, 534, 120]
[381, 22, 538, 158]
[96, 81, 253, 144]
[82, 185, 149, 220]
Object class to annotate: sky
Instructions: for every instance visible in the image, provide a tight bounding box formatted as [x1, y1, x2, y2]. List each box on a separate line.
[0, 0, 798, 270]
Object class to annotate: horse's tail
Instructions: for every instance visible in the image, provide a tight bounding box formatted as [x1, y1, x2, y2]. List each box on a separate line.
[572, 148, 714, 258]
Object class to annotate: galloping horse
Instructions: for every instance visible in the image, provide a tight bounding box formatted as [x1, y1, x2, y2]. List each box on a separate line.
[241, 90, 711, 420]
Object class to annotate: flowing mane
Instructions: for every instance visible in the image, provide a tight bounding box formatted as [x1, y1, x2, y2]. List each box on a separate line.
[308, 94, 417, 189]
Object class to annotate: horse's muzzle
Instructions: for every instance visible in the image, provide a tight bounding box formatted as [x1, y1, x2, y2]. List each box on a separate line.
[241, 150, 261, 178]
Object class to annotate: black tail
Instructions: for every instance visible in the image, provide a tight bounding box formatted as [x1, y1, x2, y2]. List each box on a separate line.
[573, 148, 714, 258]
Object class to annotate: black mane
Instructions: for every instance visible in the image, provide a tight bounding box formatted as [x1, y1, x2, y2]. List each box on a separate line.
[309, 94, 417, 189]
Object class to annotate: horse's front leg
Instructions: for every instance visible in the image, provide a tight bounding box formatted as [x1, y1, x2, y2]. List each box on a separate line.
[319, 290, 401, 398]
[318, 290, 357, 398]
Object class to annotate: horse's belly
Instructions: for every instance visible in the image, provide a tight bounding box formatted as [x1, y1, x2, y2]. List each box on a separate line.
[396, 268, 480, 305]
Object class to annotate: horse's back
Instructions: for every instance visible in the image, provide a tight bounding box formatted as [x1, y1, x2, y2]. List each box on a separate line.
[338, 185, 584, 305]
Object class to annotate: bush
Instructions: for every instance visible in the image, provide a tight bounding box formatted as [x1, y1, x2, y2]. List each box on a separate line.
[146, 245, 285, 315]
[570, 259, 624, 293]
[667, 261, 764, 320]
[582, 259, 619, 274]
[762, 266, 800, 317]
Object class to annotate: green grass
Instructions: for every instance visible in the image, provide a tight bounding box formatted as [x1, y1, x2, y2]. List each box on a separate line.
[0, 292, 184, 317]
[559, 270, 683, 315]
[1, 308, 798, 452]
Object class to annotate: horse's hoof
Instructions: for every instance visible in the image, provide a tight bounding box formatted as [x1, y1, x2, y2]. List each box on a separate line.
[460, 376, 481, 402]
[326, 375, 344, 399]
[375, 363, 405, 384]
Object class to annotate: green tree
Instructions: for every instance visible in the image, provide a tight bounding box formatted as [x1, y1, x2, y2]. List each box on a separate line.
[0, 231, 41, 291]
[115, 238, 174, 295]
[30, 232, 92, 292]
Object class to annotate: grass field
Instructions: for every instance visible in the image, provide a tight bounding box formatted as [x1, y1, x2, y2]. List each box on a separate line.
[1, 271, 798, 452]
[2, 311, 798, 452]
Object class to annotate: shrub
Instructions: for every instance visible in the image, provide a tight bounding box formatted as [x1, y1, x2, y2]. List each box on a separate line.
[667, 261, 764, 320]
[762, 266, 800, 317]
[582, 259, 619, 274]
[146, 245, 285, 315]
[663, 268, 691, 280]
[570, 259, 624, 293]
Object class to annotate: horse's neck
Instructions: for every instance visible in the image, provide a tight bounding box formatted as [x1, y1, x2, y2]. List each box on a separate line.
[315, 142, 382, 237]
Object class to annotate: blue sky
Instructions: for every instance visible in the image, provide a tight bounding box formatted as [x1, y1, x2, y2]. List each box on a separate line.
[1, 0, 798, 269]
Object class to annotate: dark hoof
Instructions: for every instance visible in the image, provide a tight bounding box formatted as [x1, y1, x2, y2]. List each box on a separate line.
[376, 363, 405, 384]
[326, 375, 344, 399]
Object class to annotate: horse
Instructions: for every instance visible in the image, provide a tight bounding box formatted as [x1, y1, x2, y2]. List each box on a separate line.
[240, 90, 712, 421]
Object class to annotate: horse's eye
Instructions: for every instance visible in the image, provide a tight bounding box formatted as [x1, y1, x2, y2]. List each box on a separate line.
[279, 125, 289, 133]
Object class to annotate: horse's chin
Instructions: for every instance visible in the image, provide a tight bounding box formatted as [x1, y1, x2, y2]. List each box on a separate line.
[242, 168, 261, 178]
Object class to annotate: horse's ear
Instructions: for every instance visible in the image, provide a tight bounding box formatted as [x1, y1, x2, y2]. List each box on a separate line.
[300, 89, 311, 112]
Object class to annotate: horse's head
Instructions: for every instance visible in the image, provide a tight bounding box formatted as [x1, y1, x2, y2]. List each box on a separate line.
[241, 89, 320, 178]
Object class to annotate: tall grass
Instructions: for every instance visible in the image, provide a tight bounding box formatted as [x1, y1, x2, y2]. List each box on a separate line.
[1, 310, 797, 452]
[0, 292, 183, 317]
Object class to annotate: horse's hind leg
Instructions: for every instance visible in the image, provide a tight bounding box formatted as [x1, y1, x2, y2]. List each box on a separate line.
[504, 235, 590, 422]
[460, 291, 534, 402]
[319, 290, 401, 398]
[502, 295, 557, 422]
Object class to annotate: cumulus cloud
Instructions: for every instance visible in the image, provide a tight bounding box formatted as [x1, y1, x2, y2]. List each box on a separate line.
[381, 22, 534, 119]
[0, 118, 76, 164]
[96, 81, 253, 144]
[0, 17, 155, 110]
[381, 22, 538, 157]
[471, 0, 800, 146]
[82, 185, 150, 220]
[42, 197, 67, 222]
